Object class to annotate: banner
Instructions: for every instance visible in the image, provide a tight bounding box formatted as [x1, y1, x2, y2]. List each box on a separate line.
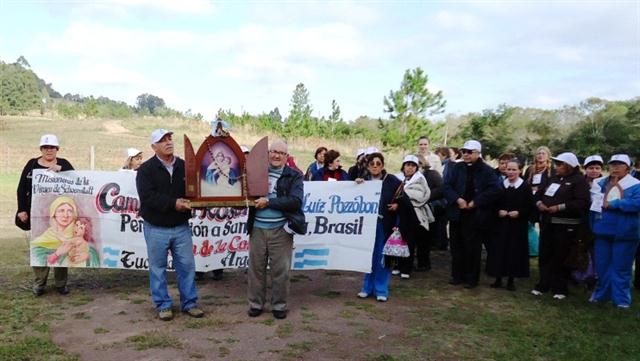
[30, 170, 381, 273]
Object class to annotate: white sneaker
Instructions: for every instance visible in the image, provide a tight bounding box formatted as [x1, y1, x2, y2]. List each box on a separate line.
[357, 292, 368, 299]
[552, 294, 566, 300]
[531, 290, 543, 296]
[391, 270, 400, 275]
[400, 273, 410, 279]
[376, 296, 388, 302]
[616, 304, 630, 309]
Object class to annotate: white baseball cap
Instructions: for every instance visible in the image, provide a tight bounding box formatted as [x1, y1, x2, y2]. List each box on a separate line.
[608, 154, 631, 167]
[552, 152, 579, 168]
[150, 129, 173, 144]
[461, 140, 481, 152]
[126, 148, 142, 158]
[240, 145, 250, 154]
[402, 154, 420, 166]
[357, 148, 366, 157]
[583, 155, 603, 167]
[40, 134, 59, 147]
[365, 146, 380, 155]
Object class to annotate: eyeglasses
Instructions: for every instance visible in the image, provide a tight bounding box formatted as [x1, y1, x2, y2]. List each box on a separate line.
[368, 161, 383, 167]
[269, 150, 287, 157]
[461, 149, 475, 154]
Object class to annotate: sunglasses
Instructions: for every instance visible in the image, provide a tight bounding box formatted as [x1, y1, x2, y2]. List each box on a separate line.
[461, 149, 475, 154]
[368, 161, 383, 166]
[41, 145, 58, 150]
[269, 150, 287, 157]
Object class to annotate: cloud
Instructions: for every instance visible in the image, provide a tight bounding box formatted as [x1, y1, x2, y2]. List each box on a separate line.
[72, 63, 145, 86]
[65, 0, 214, 16]
[434, 10, 481, 31]
[37, 22, 197, 60]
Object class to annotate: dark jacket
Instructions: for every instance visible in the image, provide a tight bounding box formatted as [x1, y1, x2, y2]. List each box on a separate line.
[16, 157, 74, 230]
[248, 165, 307, 235]
[311, 167, 350, 181]
[443, 159, 501, 225]
[423, 169, 444, 201]
[136, 155, 191, 227]
[536, 170, 590, 223]
[369, 171, 402, 238]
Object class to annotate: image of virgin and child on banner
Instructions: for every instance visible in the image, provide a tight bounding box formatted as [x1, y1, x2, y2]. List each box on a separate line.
[29, 169, 382, 273]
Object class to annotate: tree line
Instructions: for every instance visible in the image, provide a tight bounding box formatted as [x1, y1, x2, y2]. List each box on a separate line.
[2, 56, 638, 160]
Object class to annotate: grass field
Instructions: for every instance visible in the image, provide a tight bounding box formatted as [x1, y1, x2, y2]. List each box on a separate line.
[1, 115, 639, 360]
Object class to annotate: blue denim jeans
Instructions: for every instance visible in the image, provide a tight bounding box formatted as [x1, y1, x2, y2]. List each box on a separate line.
[143, 222, 198, 311]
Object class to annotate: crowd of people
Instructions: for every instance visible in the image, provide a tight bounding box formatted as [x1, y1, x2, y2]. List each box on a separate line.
[15, 131, 640, 323]
[304, 136, 640, 309]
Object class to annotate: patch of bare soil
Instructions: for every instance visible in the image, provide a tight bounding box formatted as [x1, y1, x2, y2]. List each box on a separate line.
[51, 268, 415, 361]
[102, 121, 130, 134]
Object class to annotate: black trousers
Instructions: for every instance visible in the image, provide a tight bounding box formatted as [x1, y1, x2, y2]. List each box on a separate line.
[535, 222, 578, 294]
[399, 226, 431, 274]
[433, 216, 449, 250]
[450, 211, 483, 285]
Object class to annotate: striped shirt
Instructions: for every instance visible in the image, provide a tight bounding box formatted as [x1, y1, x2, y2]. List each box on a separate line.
[254, 166, 286, 229]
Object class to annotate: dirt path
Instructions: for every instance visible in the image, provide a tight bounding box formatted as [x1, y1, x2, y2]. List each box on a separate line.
[51, 269, 415, 361]
[102, 121, 130, 134]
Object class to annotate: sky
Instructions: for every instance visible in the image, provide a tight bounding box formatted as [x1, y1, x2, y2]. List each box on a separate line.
[0, 0, 638, 121]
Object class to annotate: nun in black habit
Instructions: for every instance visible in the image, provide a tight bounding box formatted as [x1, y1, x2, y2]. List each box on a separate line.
[488, 160, 533, 290]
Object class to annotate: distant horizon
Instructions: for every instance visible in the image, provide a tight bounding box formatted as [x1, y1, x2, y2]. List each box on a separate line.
[1, 1, 636, 122]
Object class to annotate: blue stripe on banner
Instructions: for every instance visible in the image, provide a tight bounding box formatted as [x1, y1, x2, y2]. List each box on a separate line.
[294, 248, 330, 258]
[294, 259, 329, 268]
[103, 259, 118, 268]
[102, 247, 120, 256]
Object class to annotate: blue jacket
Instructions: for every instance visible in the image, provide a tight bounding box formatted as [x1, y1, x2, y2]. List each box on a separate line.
[443, 159, 501, 225]
[590, 175, 640, 241]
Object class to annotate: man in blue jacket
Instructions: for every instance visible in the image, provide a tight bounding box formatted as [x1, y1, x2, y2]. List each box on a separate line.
[247, 139, 306, 320]
[443, 140, 501, 288]
[136, 129, 204, 321]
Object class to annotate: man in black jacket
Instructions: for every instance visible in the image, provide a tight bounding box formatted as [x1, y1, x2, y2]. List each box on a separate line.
[443, 140, 501, 288]
[247, 139, 306, 320]
[136, 129, 204, 321]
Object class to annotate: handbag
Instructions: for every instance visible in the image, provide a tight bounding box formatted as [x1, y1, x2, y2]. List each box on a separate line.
[382, 227, 410, 258]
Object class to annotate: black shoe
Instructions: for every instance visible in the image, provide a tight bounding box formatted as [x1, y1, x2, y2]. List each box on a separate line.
[272, 310, 287, 319]
[32, 287, 45, 297]
[56, 286, 70, 295]
[448, 278, 463, 285]
[247, 308, 262, 317]
[212, 270, 223, 281]
[464, 283, 478, 289]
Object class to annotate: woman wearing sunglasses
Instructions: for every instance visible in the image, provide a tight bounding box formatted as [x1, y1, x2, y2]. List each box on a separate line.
[356, 152, 402, 302]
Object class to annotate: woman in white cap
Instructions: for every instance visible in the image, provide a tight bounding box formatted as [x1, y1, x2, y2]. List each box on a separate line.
[347, 148, 368, 180]
[389, 155, 433, 279]
[568, 155, 604, 288]
[122, 148, 143, 171]
[15, 134, 75, 296]
[531, 152, 590, 300]
[589, 154, 640, 308]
